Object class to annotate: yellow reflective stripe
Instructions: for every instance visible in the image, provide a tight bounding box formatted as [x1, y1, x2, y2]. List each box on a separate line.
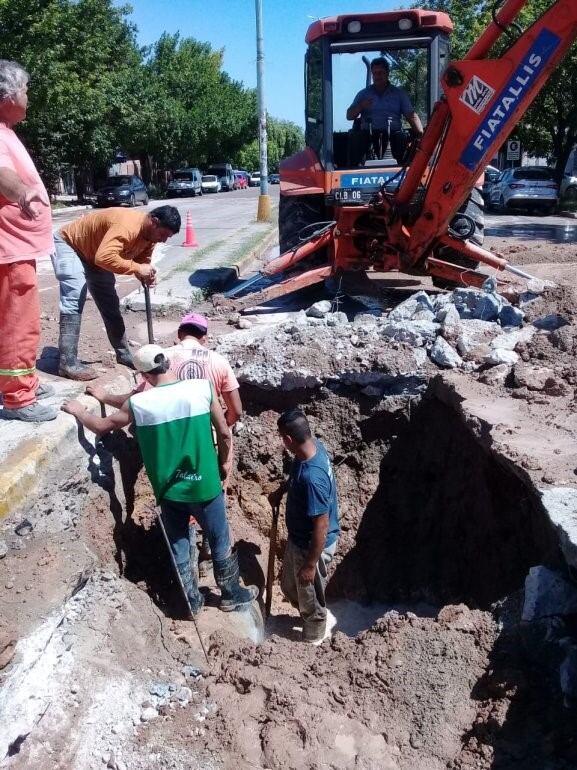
[0, 367, 36, 376]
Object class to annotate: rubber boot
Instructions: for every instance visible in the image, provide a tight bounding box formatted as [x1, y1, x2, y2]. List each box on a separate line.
[213, 552, 258, 612]
[176, 555, 204, 617]
[114, 337, 135, 370]
[58, 314, 97, 380]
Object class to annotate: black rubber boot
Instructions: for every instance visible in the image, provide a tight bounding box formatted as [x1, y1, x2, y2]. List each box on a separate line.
[114, 337, 135, 370]
[58, 314, 98, 381]
[213, 552, 258, 612]
[176, 556, 204, 617]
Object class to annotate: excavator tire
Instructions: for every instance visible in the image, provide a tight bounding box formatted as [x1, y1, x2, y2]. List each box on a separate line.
[279, 193, 327, 254]
[432, 187, 484, 290]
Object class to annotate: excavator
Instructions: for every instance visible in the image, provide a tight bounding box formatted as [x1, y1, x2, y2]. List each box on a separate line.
[220, 0, 577, 309]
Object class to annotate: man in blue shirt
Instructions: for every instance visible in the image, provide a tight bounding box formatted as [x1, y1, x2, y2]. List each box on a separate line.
[272, 409, 339, 644]
[346, 57, 423, 164]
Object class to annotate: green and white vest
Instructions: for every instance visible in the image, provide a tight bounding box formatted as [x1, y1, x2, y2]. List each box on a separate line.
[129, 379, 221, 503]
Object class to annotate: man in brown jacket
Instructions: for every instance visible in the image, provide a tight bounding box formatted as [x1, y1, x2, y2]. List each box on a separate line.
[51, 205, 180, 379]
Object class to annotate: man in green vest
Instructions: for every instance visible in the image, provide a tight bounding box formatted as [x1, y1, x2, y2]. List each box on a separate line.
[61, 343, 257, 616]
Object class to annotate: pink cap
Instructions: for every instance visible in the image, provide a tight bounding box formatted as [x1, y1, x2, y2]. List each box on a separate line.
[179, 312, 208, 333]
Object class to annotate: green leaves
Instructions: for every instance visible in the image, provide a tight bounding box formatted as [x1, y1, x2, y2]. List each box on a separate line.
[1, 0, 303, 193]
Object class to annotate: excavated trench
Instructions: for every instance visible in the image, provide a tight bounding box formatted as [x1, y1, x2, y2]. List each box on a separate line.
[228, 380, 559, 612]
[3, 375, 576, 769]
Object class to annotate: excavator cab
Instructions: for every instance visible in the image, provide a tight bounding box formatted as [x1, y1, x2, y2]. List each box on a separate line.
[280, 10, 453, 253]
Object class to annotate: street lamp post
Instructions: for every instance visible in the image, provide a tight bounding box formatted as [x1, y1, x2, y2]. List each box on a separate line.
[255, 0, 271, 221]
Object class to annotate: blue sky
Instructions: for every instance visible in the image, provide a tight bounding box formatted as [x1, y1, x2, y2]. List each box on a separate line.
[122, 0, 400, 127]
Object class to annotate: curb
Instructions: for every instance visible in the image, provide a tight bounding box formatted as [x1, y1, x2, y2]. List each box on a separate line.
[229, 222, 278, 278]
[0, 375, 131, 519]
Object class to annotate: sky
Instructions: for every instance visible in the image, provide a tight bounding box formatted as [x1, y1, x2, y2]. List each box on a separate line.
[121, 0, 401, 127]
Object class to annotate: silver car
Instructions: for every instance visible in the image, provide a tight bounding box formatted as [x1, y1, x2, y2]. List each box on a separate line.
[489, 166, 559, 215]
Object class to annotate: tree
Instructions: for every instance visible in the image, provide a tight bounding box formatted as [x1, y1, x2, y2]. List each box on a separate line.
[421, 0, 577, 179]
[236, 117, 304, 171]
[0, 0, 144, 197]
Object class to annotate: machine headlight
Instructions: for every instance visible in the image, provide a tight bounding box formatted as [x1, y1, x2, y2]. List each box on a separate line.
[347, 20, 361, 33]
[398, 18, 413, 30]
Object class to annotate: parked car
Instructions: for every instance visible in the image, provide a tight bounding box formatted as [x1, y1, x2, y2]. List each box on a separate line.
[201, 175, 221, 194]
[481, 165, 500, 203]
[488, 166, 559, 214]
[233, 170, 250, 187]
[249, 171, 261, 187]
[205, 163, 235, 191]
[233, 173, 248, 190]
[561, 171, 577, 202]
[268, 173, 280, 184]
[166, 168, 203, 197]
[95, 175, 148, 207]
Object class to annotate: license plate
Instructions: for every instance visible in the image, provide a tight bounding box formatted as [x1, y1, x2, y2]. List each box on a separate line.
[333, 188, 362, 202]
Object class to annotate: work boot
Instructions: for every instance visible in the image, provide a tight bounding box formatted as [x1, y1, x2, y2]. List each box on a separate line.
[1, 401, 58, 422]
[176, 557, 204, 617]
[213, 552, 258, 612]
[36, 383, 55, 400]
[58, 314, 98, 381]
[114, 337, 135, 370]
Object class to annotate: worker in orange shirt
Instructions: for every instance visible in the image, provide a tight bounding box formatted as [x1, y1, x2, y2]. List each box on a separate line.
[51, 205, 180, 379]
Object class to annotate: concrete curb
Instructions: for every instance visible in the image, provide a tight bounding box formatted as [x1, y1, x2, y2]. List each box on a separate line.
[229, 222, 279, 278]
[0, 375, 131, 519]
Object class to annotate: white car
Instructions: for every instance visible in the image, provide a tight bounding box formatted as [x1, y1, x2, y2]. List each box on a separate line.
[249, 172, 261, 187]
[488, 166, 559, 214]
[201, 175, 221, 194]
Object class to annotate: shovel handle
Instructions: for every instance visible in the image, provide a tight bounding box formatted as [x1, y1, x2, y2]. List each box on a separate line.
[265, 505, 280, 618]
[144, 284, 154, 344]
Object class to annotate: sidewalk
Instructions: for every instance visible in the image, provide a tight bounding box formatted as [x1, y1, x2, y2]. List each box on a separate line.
[123, 211, 278, 312]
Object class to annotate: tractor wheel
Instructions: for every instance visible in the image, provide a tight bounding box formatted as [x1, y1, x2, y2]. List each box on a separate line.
[432, 187, 484, 290]
[279, 194, 327, 254]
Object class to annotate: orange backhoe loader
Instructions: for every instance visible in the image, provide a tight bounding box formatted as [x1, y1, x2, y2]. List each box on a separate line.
[222, 0, 577, 308]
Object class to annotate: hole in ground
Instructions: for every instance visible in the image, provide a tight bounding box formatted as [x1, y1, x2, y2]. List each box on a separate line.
[229, 382, 560, 613]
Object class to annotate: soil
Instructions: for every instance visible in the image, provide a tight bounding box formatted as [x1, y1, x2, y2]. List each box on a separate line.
[2, 224, 577, 768]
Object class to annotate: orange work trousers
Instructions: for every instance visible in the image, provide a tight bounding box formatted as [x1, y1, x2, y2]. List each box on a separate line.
[0, 260, 40, 409]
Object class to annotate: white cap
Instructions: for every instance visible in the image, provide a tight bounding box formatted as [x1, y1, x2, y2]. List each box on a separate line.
[133, 344, 165, 373]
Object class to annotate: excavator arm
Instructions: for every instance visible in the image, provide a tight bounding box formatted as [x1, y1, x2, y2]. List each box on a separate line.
[219, 0, 577, 310]
[396, 0, 577, 275]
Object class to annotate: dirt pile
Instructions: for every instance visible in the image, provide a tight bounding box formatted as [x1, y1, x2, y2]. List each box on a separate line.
[141, 605, 493, 770]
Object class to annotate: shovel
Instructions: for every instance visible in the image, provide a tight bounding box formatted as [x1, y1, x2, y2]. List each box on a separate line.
[265, 504, 280, 618]
[143, 284, 155, 344]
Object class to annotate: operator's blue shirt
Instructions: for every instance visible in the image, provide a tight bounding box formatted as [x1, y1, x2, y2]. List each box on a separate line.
[350, 83, 414, 132]
[285, 440, 340, 550]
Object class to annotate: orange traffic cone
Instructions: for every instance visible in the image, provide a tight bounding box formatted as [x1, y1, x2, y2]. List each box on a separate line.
[182, 210, 198, 247]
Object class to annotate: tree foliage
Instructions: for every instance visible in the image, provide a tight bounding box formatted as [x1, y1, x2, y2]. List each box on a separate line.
[0, 0, 303, 194]
[421, 0, 577, 179]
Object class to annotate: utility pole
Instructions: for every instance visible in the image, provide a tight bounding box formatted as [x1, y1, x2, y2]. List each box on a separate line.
[255, 0, 271, 221]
